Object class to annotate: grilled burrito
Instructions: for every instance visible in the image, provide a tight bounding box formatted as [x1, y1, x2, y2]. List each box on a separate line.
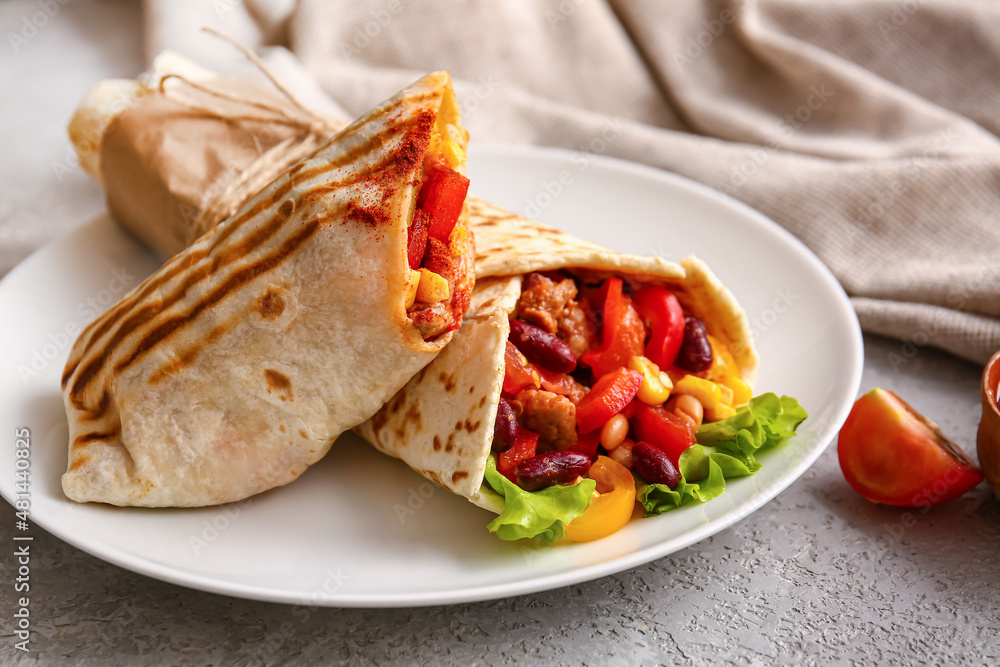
[67, 59, 805, 539]
[61, 71, 475, 507]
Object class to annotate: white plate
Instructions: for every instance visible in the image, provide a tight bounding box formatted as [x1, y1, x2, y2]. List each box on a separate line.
[0, 145, 862, 607]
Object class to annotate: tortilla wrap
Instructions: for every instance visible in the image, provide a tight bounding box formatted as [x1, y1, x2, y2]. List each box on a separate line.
[354, 198, 758, 511]
[67, 59, 759, 516]
[62, 71, 474, 507]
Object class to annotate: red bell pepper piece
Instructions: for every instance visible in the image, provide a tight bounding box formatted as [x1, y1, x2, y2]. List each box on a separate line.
[571, 430, 601, 460]
[417, 163, 469, 243]
[633, 403, 696, 468]
[580, 277, 646, 378]
[576, 367, 642, 434]
[632, 286, 685, 371]
[497, 428, 539, 481]
[406, 210, 430, 269]
[503, 342, 540, 395]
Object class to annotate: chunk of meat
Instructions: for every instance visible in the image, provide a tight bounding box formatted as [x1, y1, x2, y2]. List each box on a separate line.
[410, 301, 452, 339]
[516, 388, 578, 451]
[516, 273, 578, 334]
[557, 298, 598, 359]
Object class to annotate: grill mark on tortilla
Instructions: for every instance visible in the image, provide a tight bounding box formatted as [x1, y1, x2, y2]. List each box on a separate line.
[72, 427, 119, 448]
[147, 318, 233, 385]
[67, 96, 441, 413]
[79, 245, 212, 350]
[112, 219, 321, 378]
[451, 471, 468, 484]
[69, 204, 296, 406]
[61, 361, 79, 389]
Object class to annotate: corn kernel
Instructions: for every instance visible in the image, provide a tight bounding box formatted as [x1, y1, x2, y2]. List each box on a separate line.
[724, 377, 753, 406]
[404, 269, 420, 309]
[673, 375, 723, 411]
[442, 137, 466, 169]
[448, 221, 468, 256]
[717, 382, 734, 407]
[426, 131, 443, 160]
[628, 356, 672, 405]
[705, 402, 737, 423]
[416, 268, 450, 303]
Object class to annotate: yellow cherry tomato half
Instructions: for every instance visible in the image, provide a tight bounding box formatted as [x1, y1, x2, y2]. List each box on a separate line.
[565, 456, 636, 542]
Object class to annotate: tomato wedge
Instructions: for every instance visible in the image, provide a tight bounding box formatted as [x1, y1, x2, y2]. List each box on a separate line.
[417, 163, 470, 242]
[565, 456, 636, 542]
[633, 403, 696, 467]
[576, 367, 642, 434]
[632, 286, 685, 371]
[497, 429, 539, 482]
[838, 388, 984, 506]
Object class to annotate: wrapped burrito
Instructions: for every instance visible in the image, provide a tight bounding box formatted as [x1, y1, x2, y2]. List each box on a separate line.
[67, 58, 805, 540]
[61, 71, 475, 507]
[357, 199, 804, 543]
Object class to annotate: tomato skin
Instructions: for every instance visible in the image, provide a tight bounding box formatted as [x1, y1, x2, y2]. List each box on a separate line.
[503, 342, 540, 395]
[633, 403, 696, 467]
[837, 388, 984, 507]
[581, 278, 646, 378]
[417, 163, 470, 242]
[576, 368, 642, 434]
[537, 367, 578, 399]
[565, 456, 636, 542]
[497, 429, 539, 482]
[632, 287, 685, 370]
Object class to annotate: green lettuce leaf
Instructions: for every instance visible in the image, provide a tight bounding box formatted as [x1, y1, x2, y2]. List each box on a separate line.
[639, 393, 807, 516]
[483, 456, 596, 545]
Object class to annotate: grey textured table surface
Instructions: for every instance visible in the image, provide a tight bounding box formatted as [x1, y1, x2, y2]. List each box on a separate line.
[1, 2, 997, 665]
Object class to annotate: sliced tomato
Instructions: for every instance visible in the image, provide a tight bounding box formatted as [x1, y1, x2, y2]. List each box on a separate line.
[838, 388, 984, 506]
[417, 163, 470, 242]
[581, 277, 646, 378]
[406, 209, 430, 269]
[503, 341, 540, 395]
[632, 286, 685, 370]
[537, 366, 578, 398]
[576, 367, 642, 434]
[565, 456, 636, 542]
[633, 403, 696, 467]
[497, 428, 539, 482]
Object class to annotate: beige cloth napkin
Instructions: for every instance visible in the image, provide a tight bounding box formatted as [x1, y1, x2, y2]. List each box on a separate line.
[144, 0, 1000, 364]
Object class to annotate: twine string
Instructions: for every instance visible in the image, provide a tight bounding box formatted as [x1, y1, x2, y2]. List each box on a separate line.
[151, 28, 345, 240]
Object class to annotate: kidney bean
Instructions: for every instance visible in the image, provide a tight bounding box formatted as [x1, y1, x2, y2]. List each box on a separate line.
[515, 451, 591, 491]
[509, 319, 577, 374]
[632, 441, 680, 488]
[492, 397, 519, 453]
[675, 316, 713, 373]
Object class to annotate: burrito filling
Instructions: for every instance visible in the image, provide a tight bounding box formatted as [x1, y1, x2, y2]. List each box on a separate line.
[485, 271, 807, 543]
[404, 114, 472, 340]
